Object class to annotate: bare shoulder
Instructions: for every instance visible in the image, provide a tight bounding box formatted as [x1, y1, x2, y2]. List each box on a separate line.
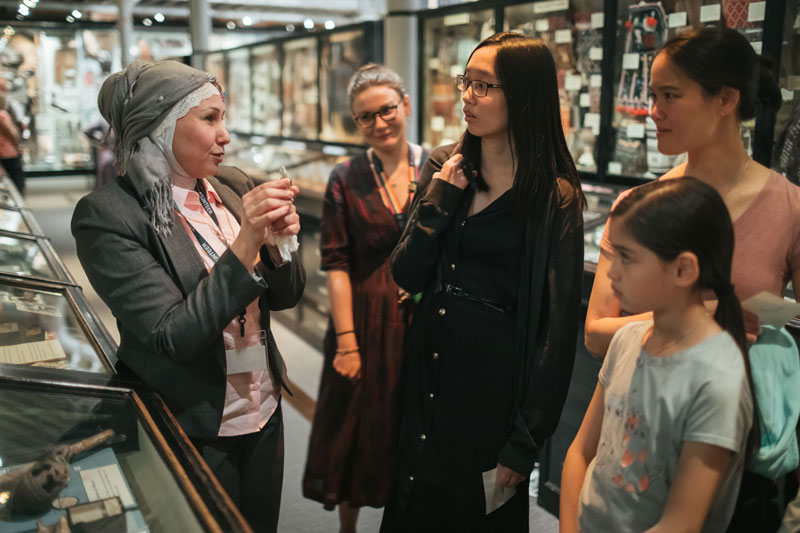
[660, 162, 688, 180]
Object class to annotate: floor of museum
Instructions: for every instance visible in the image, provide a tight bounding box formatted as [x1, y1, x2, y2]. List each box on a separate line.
[27, 175, 558, 533]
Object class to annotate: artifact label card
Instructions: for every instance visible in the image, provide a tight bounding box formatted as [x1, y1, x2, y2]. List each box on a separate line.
[0, 339, 66, 364]
[79, 464, 136, 508]
[700, 4, 721, 23]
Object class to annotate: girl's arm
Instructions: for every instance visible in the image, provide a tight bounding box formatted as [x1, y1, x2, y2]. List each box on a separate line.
[560, 383, 605, 533]
[585, 248, 653, 358]
[646, 442, 732, 533]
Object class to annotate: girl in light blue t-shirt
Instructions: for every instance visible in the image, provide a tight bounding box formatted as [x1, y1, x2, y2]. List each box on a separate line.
[560, 177, 755, 533]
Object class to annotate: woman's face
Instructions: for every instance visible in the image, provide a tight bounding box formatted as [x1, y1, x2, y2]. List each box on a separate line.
[461, 45, 508, 141]
[351, 86, 409, 153]
[649, 54, 721, 156]
[172, 93, 230, 179]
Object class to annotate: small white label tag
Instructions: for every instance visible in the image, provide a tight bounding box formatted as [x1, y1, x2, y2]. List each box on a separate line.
[555, 29, 572, 44]
[668, 12, 687, 28]
[533, 0, 568, 14]
[627, 123, 646, 139]
[589, 47, 603, 61]
[608, 161, 623, 175]
[748, 2, 766, 23]
[700, 4, 721, 23]
[535, 19, 549, 32]
[565, 74, 582, 91]
[590, 74, 603, 88]
[623, 53, 639, 70]
[579, 93, 591, 108]
[591, 12, 604, 29]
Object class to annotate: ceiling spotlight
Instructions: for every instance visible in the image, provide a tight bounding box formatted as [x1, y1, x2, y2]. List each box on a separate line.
[303, 18, 314, 30]
[285, 23, 295, 31]
[142, 18, 152, 26]
[71, 9, 82, 18]
[17, 5, 29, 16]
[153, 12, 165, 22]
[324, 20, 335, 30]
[242, 16, 252, 26]
[66, 15, 74, 23]
[22, 0, 35, 8]
[226, 21, 236, 30]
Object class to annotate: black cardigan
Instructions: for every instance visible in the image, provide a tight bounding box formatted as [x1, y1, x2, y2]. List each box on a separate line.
[390, 144, 584, 475]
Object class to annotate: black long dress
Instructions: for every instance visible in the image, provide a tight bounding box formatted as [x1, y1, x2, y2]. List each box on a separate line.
[383, 182, 529, 532]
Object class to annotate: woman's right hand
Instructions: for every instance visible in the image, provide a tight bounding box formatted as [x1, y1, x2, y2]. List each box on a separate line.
[231, 179, 295, 269]
[433, 148, 470, 190]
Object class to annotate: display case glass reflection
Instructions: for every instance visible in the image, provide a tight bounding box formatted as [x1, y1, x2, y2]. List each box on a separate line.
[204, 52, 228, 97]
[0, 234, 58, 281]
[422, 9, 496, 148]
[252, 43, 282, 136]
[582, 182, 620, 265]
[226, 48, 252, 134]
[0, 382, 229, 532]
[0, 188, 18, 208]
[504, 0, 604, 172]
[320, 29, 366, 143]
[0, 280, 109, 373]
[773, 0, 800, 184]
[282, 38, 319, 139]
[0, 207, 32, 235]
[608, 0, 764, 178]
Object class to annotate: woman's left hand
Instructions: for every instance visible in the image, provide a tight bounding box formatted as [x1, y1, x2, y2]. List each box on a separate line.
[496, 463, 526, 489]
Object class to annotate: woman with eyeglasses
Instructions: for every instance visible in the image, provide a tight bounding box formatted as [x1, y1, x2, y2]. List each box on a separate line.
[302, 63, 428, 533]
[381, 33, 584, 531]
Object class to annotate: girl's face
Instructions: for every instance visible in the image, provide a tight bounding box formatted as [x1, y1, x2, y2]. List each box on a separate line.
[649, 54, 729, 156]
[461, 45, 508, 141]
[172, 93, 230, 179]
[606, 216, 672, 314]
[351, 86, 410, 153]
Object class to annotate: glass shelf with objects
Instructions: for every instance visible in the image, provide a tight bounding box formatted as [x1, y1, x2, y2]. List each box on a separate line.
[772, 0, 800, 185]
[251, 43, 283, 137]
[203, 51, 228, 101]
[606, 0, 766, 180]
[0, 205, 42, 237]
[320, 28, 368, 144]
[504, 0, 605, 173]
[225, 47, 253, 135]
[0, 231, 74, 285]
[0, 276, 116, 374]
[0, 372, 252, 533]
[282, 37, 319, 140]
[420, 6, 498, 149]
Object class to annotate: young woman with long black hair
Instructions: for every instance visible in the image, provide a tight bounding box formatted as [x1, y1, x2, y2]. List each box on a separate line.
[381, 32, 585, 531]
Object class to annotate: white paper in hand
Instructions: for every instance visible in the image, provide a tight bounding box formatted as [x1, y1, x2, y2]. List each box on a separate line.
[741, 291, 800, 329]
[270, 166, 299, 262]
[482, 468, 516, 515]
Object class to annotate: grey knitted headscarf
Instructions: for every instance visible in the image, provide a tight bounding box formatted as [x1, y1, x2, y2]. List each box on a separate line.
[97, 60, 221, 235]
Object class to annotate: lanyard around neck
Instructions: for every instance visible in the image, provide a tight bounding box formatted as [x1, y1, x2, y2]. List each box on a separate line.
[173, 182, 227, 264]
[370, 144, 418, 217]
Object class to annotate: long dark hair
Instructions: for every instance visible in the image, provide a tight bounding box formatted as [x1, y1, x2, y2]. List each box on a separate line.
[611, 177, 758, 454]
[659, 26, 781, 120]
[459, 32, 585, 218]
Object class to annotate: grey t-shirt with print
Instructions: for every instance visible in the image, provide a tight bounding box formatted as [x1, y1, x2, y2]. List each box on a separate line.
[578, 321, 753, 532]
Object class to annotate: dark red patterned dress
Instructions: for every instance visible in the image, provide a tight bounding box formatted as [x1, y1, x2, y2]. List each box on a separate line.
[303, 147, 428, 509]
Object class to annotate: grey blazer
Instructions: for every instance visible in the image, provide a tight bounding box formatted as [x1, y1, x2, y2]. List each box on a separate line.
[71, 166, 305, 440]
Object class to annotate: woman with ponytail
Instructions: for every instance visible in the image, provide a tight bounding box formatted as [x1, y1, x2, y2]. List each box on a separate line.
[583, 26, 800, 531]
[562, 178, 754, 532]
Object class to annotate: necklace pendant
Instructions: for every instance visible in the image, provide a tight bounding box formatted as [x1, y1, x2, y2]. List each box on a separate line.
[409, 182, 417, 193]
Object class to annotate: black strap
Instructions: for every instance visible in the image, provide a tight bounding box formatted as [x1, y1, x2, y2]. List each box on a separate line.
[174, 184, 247, 335]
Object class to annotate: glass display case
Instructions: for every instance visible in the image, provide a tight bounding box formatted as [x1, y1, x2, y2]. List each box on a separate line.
[582, 181, 621, 265]
[0, 375, 251, 532]
[226, 48, 253, 135]
[421, 8, 497, 148]
[251, 43, 283, 137]
[320, 29, 367, 144]
[0, 276, 113, 373]
[607, 0, 765, 178]
[282, 38, 319, 139]
[0, 206, 35, 236]
[0, 188, 19, 208]
[504, 0, 605, 173]
[772, 0, 800, 184]
[0, 232, 70, 284]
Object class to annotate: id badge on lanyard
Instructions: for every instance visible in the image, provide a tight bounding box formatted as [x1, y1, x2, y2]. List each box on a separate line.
[226, 330, 269, 375]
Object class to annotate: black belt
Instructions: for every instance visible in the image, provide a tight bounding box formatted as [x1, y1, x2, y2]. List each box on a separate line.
[443, 283, 511, 314]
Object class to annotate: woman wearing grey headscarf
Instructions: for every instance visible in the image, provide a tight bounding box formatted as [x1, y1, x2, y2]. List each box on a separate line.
[71, 60, 305, 533]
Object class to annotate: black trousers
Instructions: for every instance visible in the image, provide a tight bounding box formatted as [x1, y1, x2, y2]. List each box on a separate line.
[0, 156, 25, 194]
[192, 403, 284, 533]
